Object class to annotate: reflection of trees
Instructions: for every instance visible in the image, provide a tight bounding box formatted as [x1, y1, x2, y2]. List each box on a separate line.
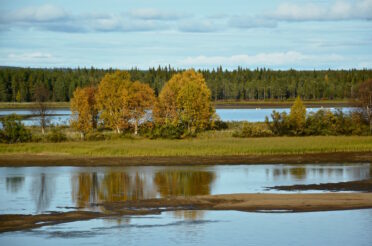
[154, 170, 215, 197]
[31, 173, 55, 213]
[72, 171, 148, 208]
[71, 169, 216, 220]
[99, 172, 145, 202]
[154, 170, 215, 220]
[290, 167, 306, 180]
[6, 177, 25, 193]
[72, 173, 99, 207]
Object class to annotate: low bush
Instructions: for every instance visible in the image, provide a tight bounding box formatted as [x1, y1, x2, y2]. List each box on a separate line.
[46, 127, 67, 142]
[85, 132, 106, 141]
[141, 123, 185, 139]
[233, 122, 273, 137]
[210, 120, 228, 130]
[0, 114, 32, 143]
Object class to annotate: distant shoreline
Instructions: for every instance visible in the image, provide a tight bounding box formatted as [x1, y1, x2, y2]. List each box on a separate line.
[0, 100, 354, 109]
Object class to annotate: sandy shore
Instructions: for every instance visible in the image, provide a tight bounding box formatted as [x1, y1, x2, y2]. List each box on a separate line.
[1, 193, 372, 232]
[0, 152, 371, 166]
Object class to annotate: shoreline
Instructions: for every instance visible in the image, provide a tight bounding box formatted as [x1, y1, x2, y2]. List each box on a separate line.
[1, 193, 372, 232]
[0, 151, 371, 166]
[269, 179, 372, 192]
[0, 101, 353, 109]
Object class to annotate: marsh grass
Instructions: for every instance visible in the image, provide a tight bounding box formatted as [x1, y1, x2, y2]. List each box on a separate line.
[0, 134, 371, 157]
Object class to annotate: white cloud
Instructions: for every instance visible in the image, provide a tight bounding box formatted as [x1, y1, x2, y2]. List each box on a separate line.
[269, 0, 372, 21]
[178, 19, 223, 32]
[128, 8, 188, 20]
[6, 4, 68, 22]
[229, 16, 277, 28]
[8, 52, 53, 61]
[179, 52, 343, 67]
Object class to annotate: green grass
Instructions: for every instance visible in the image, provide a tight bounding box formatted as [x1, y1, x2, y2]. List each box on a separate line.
[0, 102, 70, 109]
[0, 135, 371, 157]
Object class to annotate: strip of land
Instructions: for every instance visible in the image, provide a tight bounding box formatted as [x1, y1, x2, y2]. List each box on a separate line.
[0, 100, 353, 109]
[0, 152, 371, 166]
[0, 136, 371, 166]
[269, 179, 372, 192]
[1, 193, 372, 232]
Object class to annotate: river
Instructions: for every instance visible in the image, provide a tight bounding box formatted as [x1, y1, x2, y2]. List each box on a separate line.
[0, 163, 371, 245]
[0, 107, 354, 125]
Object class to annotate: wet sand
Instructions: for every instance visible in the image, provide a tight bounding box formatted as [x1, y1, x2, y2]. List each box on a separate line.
[1, 193, 372, 233]
[0, 151, 371, 166]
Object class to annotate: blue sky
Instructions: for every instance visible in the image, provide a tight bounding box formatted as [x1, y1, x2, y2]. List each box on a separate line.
[0, 0, 371, 70]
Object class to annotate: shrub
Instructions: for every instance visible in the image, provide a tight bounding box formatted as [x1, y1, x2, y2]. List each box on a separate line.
[46, 127, 67, 142]
[142, 124, 185, 139]
[210, 120, 228, 130]
[0, 114, 32, 143]
[265, 111, 290, 135]
[233, 122, 273, 137]
[85, 132, 106, 141]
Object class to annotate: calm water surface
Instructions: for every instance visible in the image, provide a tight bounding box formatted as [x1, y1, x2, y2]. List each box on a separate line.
[1, 164, 371, 214]
[1, 164, 371, 245]
[1, 209, 372, 246]
[0, 107, 354, 124]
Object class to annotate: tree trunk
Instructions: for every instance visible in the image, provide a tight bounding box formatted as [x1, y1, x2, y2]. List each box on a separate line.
[116, 126, 121, 134]
[134, 120, 138, 135]
[41, 127, 45, 135]
[80, 132, 84, 140]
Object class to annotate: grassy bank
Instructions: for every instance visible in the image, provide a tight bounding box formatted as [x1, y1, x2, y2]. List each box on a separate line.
[0, 135, 371, 157]
[0, 102, 70, 109]
[0, 100, 353, 109]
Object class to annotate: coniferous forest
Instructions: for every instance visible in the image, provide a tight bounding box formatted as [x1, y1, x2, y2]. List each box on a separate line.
[0, 66, 371, 102]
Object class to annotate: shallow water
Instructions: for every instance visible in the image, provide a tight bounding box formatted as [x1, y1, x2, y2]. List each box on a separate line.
[1, 164, 370, 214]
[1, 209, 372, 246]
[0, 107, 353, 124]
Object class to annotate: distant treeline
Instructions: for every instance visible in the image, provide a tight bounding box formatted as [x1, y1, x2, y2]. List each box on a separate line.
[0, 66, 371, 102]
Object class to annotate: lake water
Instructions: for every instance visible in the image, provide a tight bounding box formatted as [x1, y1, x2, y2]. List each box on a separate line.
[1, 164, 371, 214]
[0, 107, 354, 125]
[0, 164, 371, 245]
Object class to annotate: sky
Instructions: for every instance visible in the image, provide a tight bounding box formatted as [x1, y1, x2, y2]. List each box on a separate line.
[0, 0, 371, 70]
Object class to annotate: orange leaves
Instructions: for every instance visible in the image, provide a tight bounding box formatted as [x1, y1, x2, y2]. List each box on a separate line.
[154, 70, 214, 132]
[96, 71, 155, 134]
[70, 86, 98, 135]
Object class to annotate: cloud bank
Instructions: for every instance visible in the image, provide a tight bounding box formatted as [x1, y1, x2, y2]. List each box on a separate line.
[269, 0, 372, 21]
[180, 52, 344, 68]
[1, 1, 371, 33]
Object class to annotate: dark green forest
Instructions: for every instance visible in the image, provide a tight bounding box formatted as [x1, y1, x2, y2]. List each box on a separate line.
[0, 66, 371, 102]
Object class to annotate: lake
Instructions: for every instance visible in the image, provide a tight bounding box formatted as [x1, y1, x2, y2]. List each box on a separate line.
[1, 164, 370, 214]
[0, 107, 354, 125]
[0, 163, 371, 245]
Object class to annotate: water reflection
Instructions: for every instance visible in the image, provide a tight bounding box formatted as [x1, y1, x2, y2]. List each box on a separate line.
[269, 165, 371, 181]
[71, 169, 215, 219]
[30, 173, 55, 213]
[154, 170, 215, 196]
[71, 173, 99, 207]
[72, 171, 154, 207]
[1, 164, 371, 215]
[154, 170, 215, 219]
[6, 177, 25, 193]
